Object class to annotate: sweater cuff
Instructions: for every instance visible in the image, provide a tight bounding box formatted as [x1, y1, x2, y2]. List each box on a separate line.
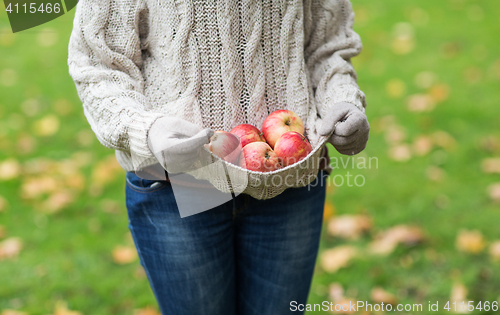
[324, 75, 366, 113]
[126, 105, 165, 159]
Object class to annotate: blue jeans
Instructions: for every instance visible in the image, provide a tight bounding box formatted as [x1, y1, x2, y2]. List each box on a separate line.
[125, 170, 327, 315]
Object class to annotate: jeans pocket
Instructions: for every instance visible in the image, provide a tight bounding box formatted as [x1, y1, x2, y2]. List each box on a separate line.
[126, 172, 169, 193]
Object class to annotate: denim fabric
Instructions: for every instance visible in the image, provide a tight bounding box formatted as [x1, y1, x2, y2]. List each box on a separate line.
[125, 170, 328, 315]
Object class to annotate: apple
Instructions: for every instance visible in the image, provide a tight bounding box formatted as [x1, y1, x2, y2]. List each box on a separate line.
[242, 142, 281, 172]
[230, 124, 266, 148]
[262, 110, 305, 148]
[206, 130, 242, 165]
[274, 131, 312, 167]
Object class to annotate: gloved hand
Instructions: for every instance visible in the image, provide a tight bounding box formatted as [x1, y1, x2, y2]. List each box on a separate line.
[317, 102, 370, 155]
[147, 117, 214, 174]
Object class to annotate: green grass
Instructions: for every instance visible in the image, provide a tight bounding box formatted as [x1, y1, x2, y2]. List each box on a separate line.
[1, 0, 499, 314]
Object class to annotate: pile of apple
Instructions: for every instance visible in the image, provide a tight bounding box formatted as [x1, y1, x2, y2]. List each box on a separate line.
[207, 110, 312, 172]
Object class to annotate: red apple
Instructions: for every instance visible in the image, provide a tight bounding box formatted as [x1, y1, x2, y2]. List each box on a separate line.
[242, 142, 281, 172]
[262, 110, 305, 148]
[230, 124, 266, 148]
[274, 131, 312, 167]
[207, 130, 242, 165]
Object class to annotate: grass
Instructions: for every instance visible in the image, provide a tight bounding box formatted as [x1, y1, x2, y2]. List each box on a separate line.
[1, 0, 499, 314]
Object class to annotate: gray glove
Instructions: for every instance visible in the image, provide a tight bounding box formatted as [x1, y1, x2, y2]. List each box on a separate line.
[147, 117, 214, 174]
[317, 102, 370, 155]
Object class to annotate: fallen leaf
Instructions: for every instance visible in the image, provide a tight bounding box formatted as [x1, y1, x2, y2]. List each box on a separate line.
[386, 79, 406, 99]
[482, 158, 500, 174]
[370, 225, 425, 255]
[407, 94, 436, 112]
[450, 283, 470, 314]
[112, 245, 138, 264]
[0, 159, 21, 181]
[388, 144, 412, 162]
[456, 229, 486, 254]
[384, 125, 406, 144]
[16, 133, 36, 154]
[91, 155, 123, 186]
[21, 176, 58, 199]
[431, 131, 457, 151]
[426, 165, 445, 182]
[329, 282, 345, 302]
[413, 135, 433, 156]
[371, 287, 398, 305]
[480, 136, 500, 153]
[323, 201, 335, 220]
[40, 191, 74, 214]
[52, 301, 82, 315]
[0, 237, 23, 260]
[134, 307, 162, 315]
[1, 310, 28, 315]
[489, 241, 500, 262]
[488, 183, 500, 203]
[134, 266, 147, 279]
[33, 114, 60, 137]
[320, 246, 358, 273]
[326, 214, 372, 240]
[429, 83, 450, 102]
[331, 298, 358, 315]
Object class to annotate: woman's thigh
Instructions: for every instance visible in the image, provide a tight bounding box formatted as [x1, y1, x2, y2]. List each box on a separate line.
[234, 171, 328, 315]
[125, 172, 236, 315]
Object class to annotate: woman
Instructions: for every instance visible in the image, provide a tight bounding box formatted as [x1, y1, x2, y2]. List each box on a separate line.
[68, 0, 369, 313]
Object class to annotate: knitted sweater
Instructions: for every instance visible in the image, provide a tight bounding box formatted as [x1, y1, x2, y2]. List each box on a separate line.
[68, 0, 366, 172]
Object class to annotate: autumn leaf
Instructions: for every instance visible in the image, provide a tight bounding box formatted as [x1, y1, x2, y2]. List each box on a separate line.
[449, 283, 471, 314]
[327, 284, 358, 315]
[323, 201, 335, 220]
[326, 214, 372, 240]
[388, 144, 412, 162]
[1, 310, 28, 315]
[0, 237, 23, 260]
[371, 287, 398, 305]
[414, 71, 436, 89]
[134, 307, 162, 315]
[51, 301, 82, 315]
[0, 159, 21, 181]
[369, 225, 425, 255]
[40, 191, 75, 214]
[407, 94, 435, 112]
[426, 165, 445, 182]
[429, 83, 450, 103]
[489, 241, 500, 262]
[482, 158, 500, 174]
[91, 155, 123, 186]
[320, 246, 358, 273]
[488, 183, 500, 203]
[112, 245, 138, 265]
[412, 135, 433, 156]
[455, 229, 486, 254]
[431, 131, 457, 151]
[33, 114, 60, 137]
[384, 125, 407, 145]
[386, 79, 407, 99]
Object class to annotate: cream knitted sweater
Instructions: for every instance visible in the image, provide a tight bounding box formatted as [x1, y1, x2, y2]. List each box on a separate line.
[68, 0, 366, 172]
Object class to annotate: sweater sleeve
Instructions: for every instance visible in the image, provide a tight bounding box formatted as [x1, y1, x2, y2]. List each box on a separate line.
[68, 0, 164, 159]
[303, 0, 366, 116]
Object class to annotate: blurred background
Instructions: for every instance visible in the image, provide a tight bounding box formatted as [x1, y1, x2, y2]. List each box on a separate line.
[0, 0, 499, 314]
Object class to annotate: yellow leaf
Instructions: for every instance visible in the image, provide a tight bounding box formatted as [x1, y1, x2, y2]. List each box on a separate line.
[386, 79, 406, 99]
[384, 125, 406, 145]
[1, 310, 28, 315]
[371, 287, 398, 305]
[482, 158, 500, 174]
[112, 245, 138, 265]
[0, 159, 21, 181]
[37, 28, 59, 48]
[323, 201, 335, 221]
[449, 283, 471, 314]
[455, 229, 486, 254]
[488, 183, 500, 203]
[326, 214, 372, 240]
[33, 115, 60, 137]
[369, 225, 425, 256]
[388, 144, 412, 162]
[407, 94, 436, 112]
[426, 165, 445, 182]
[52, 301, 82, 315]
[320, 246, 358, 273]
[0, 237, 23, 260]
[134, 307, 162, 315]
[489, 241, 500, 262]
[429, 83, 450, 103]
[40, 191, 74, 214]
[412, 135, 433, 156]
[431, 131, 457, 151]
[414, 71, 436, 89]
